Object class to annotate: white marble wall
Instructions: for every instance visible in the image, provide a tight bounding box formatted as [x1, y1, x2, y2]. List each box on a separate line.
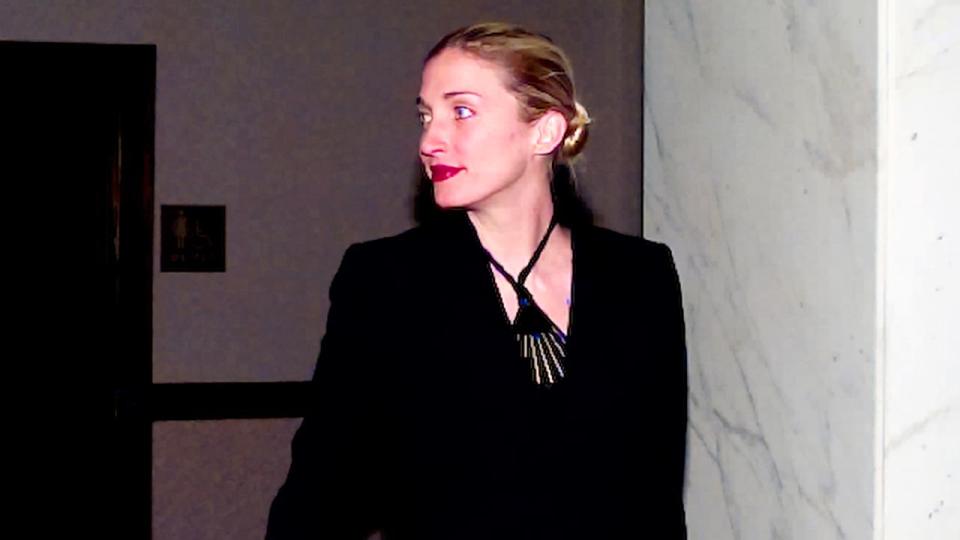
[644, 1, 879, 538]
[883, 0, 960, 537]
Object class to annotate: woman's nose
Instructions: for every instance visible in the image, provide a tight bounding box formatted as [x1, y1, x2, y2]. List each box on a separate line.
[419, 121, 448, 159]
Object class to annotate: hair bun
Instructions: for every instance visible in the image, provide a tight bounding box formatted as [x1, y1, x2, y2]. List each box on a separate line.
[561, 101, 590, 161]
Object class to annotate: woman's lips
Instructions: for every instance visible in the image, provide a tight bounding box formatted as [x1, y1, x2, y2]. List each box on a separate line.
[430, 165, 465, 183]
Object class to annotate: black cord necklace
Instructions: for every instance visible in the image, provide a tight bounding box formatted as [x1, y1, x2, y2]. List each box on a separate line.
[485, 215, 566, 387]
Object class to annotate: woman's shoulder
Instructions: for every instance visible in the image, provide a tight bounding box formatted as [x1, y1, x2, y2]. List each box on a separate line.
[347, 213, 469, 258]
[344, 226, 427, 261]
[342, 211, 484, 267]
[576, 224, 676, 267]
[577, 226, 683, 312]
[333, 222, 453, 285]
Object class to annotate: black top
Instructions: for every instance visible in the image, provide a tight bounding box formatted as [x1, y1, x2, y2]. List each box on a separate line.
[266, 210, 688, 540]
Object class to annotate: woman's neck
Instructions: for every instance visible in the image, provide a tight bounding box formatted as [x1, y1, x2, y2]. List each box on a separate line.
[466, 183, 560, 276]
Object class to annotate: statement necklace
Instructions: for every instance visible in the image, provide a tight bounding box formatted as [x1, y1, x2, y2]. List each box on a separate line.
[484, 215, 567, 387]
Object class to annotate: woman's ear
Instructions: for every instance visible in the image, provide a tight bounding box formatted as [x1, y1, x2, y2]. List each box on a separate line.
[531, 110, 568, 156]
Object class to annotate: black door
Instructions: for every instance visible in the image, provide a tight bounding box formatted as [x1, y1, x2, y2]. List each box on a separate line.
[3, 41, 155, 539]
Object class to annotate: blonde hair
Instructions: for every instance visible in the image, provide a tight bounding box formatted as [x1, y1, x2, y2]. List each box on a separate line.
[425, 22, 591, 164]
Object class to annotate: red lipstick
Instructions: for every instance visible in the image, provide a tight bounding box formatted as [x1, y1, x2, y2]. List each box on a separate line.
[430, 165, 464, 183]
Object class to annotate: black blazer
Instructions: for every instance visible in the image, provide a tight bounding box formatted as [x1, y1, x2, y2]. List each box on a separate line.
[266, 210, 688, 540]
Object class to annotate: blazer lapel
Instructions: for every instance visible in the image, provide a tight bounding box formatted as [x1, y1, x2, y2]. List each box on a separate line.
[421, 211, 525, 385]
[564, 224, 630, 389]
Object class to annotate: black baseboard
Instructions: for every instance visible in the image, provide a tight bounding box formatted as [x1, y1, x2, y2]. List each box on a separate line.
[115, 382, 312, 422]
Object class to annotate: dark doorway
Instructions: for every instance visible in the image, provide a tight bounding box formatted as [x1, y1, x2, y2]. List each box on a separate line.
[3, 41, 155, 539]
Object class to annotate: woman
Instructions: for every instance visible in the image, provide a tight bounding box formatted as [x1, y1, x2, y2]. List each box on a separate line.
[267, 22, 688, 540]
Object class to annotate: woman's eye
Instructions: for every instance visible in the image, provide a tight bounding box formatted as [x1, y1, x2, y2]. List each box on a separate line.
[453, 106, 474, 120]
[418, 111, 431, 126]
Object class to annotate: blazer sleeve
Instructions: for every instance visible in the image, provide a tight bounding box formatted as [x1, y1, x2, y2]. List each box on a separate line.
[266, 244, 388, 540]
[654, 243, 689, 539]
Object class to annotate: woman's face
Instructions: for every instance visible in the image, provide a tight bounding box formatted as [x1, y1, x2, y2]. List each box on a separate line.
[418, 48, 540, 210]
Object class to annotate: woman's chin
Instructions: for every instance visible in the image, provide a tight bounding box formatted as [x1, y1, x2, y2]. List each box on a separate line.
[433, 188, 474, 210]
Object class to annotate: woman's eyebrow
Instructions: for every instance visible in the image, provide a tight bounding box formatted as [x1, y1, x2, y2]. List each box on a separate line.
[416, 91, 483, 108]
[442, 91, 481, 99]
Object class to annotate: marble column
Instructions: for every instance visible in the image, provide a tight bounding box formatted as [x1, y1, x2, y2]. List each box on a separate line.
[644, 0, 958, 538]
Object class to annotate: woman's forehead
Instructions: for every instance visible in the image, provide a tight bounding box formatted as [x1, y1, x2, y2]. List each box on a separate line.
[419, 49, 510, 101]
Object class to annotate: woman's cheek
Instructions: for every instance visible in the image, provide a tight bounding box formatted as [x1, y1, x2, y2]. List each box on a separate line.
[458, 129, 486, 159]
